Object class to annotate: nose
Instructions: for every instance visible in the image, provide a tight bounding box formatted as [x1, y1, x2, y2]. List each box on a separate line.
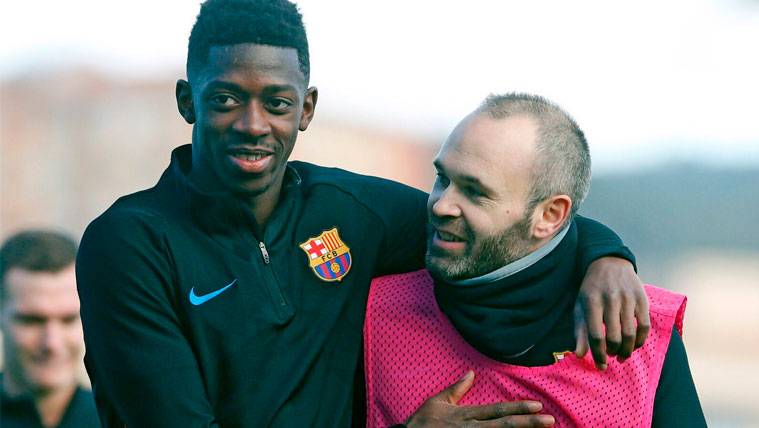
[234, 101, 271, 137]
[40, 321, 66, 355]
[429, 186, 462, 219]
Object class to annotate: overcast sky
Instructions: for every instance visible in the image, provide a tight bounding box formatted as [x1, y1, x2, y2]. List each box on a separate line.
[2, 0, 758, 171]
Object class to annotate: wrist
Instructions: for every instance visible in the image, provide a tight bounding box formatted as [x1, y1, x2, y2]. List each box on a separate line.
[589, 255, 633, 271]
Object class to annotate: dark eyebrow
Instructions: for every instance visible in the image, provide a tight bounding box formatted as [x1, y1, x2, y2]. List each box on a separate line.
[433, 159, 495, 196]
[263, 84, 300, 94]
[460, 175, 495, 196]
[202, 81, 243, 94]
[203, 81, 300, 95]
[13, 313, 47, 323]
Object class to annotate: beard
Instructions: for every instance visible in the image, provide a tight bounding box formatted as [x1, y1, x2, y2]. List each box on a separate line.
[426, 213, 535, 282]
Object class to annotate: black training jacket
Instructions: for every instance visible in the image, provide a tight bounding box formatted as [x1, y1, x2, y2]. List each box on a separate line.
[76, 144, 633, 427]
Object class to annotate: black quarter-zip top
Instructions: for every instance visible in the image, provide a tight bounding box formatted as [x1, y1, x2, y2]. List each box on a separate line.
[76, 145, 429, 427]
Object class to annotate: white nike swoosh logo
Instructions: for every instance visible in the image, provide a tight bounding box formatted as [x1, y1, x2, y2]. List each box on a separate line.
[189, 279, 238, 306]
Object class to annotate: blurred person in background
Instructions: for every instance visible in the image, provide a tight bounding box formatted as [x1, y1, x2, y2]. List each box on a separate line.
[365, 94, 705, 427]
[75, 0, 649, 426]
[1, 230, 99, 428]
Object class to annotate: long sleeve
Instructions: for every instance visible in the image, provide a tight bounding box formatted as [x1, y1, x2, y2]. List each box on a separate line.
[372, 184, 429, 276]
[652, 327, 707, 427]
[575, 215, 637, 273]
[76, 210, 219, 428]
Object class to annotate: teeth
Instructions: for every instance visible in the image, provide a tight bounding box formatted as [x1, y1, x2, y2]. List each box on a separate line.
[236, 153, 267, 161]
[438, 231, 463, 242]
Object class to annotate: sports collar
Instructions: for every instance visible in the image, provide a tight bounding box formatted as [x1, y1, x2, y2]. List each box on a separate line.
[451, 223, 571, 286]
[163, 144, 302, 235]
[434, 220, 579, 361]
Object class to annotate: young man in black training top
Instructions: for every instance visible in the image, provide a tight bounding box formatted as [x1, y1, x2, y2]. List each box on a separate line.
[76, 1, 649, 426]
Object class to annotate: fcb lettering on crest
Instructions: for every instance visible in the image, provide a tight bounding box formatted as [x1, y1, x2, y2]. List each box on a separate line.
[299, 227, 352, 282]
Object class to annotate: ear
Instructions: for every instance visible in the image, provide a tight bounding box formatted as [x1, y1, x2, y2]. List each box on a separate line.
[531, 195, 572, 239]
[299, 87, 318, 131]
[176, 79, 196, 124]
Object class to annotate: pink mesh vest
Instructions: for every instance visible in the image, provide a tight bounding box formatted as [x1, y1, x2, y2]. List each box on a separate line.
[364, 269, 686, 428]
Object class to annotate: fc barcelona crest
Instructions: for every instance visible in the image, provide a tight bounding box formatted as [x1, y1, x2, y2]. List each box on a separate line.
[299, 227, 352, 282]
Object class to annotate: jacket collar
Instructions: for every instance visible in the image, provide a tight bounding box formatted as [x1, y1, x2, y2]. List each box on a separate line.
[450, 224, 571, 286]
[158, 144, 301, 236]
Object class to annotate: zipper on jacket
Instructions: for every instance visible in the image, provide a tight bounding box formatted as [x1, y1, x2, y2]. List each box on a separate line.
[258, 241, 270, 264]
[256, 240, 291, 318]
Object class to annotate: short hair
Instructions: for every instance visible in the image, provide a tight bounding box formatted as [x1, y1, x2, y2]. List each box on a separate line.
[0, 230, 78, 304]
[477, 93, 591, 219]
[187, 0, 310, 84]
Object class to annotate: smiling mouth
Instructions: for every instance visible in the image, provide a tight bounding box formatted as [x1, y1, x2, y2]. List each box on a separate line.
[436, 230, 465, 242]
[234, 152, 268, 161]
[227, 148, 274, 174]
[228, 147, 273, 158]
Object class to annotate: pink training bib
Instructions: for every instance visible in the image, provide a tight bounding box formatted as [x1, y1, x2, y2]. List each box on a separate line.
[364, 269, 686, 428]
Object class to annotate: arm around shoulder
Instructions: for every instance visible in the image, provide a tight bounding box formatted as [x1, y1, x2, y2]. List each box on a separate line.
[574, 215, 636, 272]
[573, 216, 649, 369]
[372, 182, 429, 276]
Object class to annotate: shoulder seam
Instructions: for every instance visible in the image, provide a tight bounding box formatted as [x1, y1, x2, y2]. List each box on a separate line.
[309, 180, 389, 233]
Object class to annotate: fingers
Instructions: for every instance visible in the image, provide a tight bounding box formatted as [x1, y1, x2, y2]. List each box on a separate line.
[617, 295, 637, 360]
[438, 370, 475, 404]
[634, 290, 651, 349]
[409, 377, 552, 428]
[478, 413, 555, 428]
[602, 292, 622, 357]
[577, 257, 651, 369]
[583, 294, 608, 370]
[573, 301, 589, 357]
[461, 400, 543, 420]
[616, 273, 650, 360]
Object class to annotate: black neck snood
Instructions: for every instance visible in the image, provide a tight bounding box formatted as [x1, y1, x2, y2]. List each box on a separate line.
[434, 221, 580, 363]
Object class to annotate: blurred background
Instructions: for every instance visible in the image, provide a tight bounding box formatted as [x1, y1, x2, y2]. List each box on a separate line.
[1, 0, 757, 425]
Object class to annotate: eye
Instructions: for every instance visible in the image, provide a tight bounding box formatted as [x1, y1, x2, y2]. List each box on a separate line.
[434, 173, 450, 188]
[14, 314, 46, 326]
[62, 314, 80, 325]
[266, 97, 294, 113]
[209, 93, 240, 109]
[462, 185, 484, 198]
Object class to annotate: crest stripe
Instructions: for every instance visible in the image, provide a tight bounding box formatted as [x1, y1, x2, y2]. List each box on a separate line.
[318, 263, 332, 279]
[337, 254, 349, 272]
[327, 233, 339, 250]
